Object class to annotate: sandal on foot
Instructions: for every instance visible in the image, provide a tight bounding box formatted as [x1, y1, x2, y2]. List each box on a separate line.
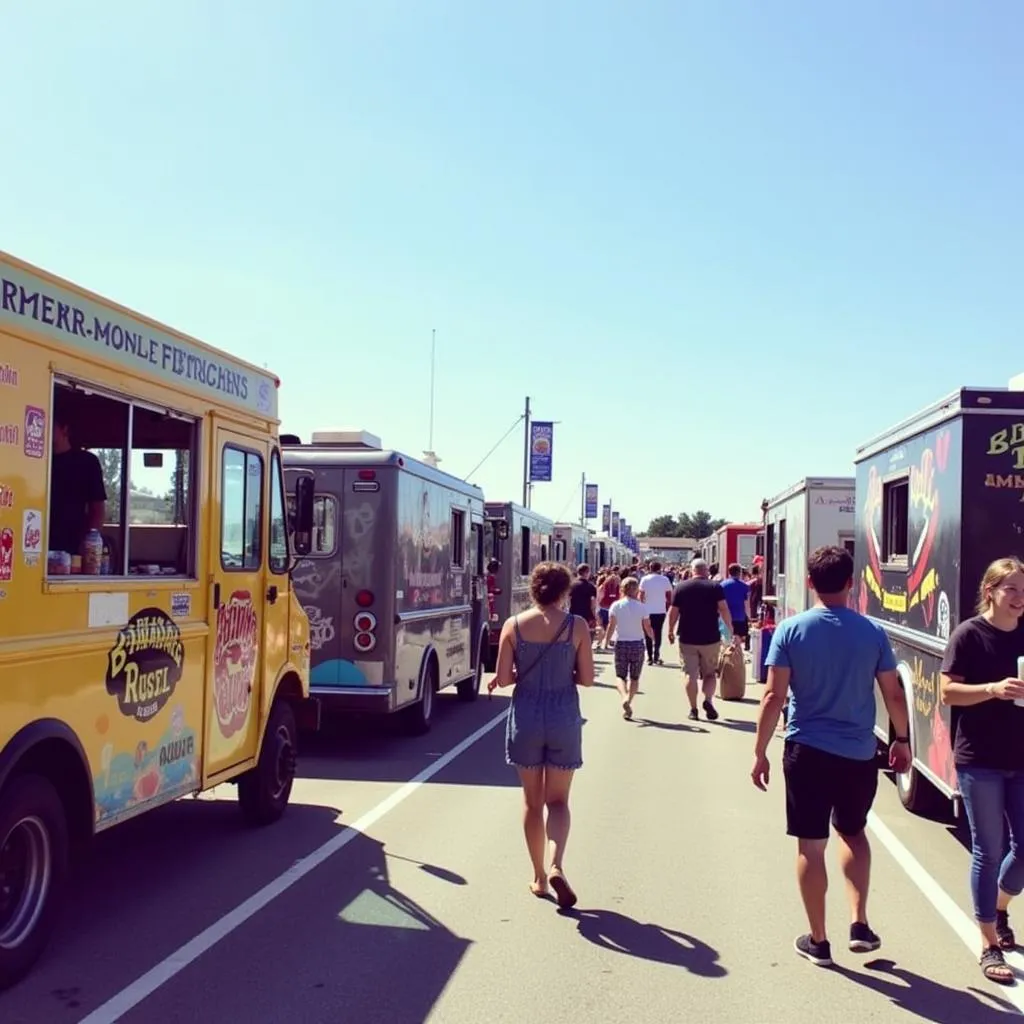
[622, 702, 633, 720]
[981, 945, 1015, 985]
[548, 872, 578, 909]
[997, 910, 1017, 950]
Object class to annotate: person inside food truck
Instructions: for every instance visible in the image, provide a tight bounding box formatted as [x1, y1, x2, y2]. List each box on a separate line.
[48, 410, 107, 557]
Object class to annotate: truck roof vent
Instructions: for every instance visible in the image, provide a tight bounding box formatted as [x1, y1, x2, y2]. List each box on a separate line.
[1010, 373, 1024, 392]
[280, 433, 302, 446]
[310, 429, 383, 450]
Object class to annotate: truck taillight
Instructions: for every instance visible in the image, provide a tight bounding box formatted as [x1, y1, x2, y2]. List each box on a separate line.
[354, 610, 377, 653]
[355, 589, 374, 608]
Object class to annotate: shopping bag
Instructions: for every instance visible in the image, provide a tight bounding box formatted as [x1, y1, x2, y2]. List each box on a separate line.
[717, 644, 746, 700]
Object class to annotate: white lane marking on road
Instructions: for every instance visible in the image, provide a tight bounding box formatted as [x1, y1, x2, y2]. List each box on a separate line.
[867, 810, 1024, 1014]
[78, 706, 510, 1024]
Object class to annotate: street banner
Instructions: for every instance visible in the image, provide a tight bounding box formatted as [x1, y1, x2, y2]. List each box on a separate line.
[529, 421, 553, 482]
[584, 483, 598, 519]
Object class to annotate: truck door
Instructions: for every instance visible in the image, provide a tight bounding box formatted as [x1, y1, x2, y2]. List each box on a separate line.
[470, 515, 485, 656]
[205, 427, 268, 780]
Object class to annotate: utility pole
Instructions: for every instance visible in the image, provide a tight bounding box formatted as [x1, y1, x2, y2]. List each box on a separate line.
[579, 472, 586, 527]
[521, 396, 531, 507]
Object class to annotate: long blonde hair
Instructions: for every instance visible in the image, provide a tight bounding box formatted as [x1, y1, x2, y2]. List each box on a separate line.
[977, 557, 1024, 614]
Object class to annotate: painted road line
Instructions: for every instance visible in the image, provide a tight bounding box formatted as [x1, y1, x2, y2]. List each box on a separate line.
[867, 811, 1024, 1013]
[78, 705, 511, 1024]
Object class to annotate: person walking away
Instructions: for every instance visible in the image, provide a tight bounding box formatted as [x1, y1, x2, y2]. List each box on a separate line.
[750, 546, 910, 968]
[639, 560, 673, 665]
[569, 564, 598, 647]
[749, 564, 763, 625]
[722, 563, 752, 653]
[488, 562, 595, 908]
[940, 556, 1024, 985]
[606, 577, 653, 719]
[667, 559, 734, 721]
[597, 570, 621, 651]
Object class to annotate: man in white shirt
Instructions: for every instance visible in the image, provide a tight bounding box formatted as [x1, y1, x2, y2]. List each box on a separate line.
[639, 560, 673, 665]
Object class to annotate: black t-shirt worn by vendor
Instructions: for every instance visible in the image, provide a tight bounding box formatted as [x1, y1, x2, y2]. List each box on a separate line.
[49, 448, 107, 555]
[941, 615, 1024, 771]
[569, 579, 597, 620]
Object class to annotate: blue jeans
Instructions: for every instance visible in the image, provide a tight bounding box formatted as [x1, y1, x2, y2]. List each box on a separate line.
[958, 767, 1024, 923]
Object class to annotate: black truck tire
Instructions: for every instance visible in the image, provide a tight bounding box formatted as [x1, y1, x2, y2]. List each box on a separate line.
[238, 700, 298, 826]
[0, 774, 70, 990]
[403, 662, 436, 735]
[457, 633, 488, 702]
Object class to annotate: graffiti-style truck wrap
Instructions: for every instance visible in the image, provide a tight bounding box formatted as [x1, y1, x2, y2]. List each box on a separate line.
[283, 431, 490, 734]
[553, 523, 590, 567]
[0, 251, 313, 988]
[765, 477, 855, 621]
[483, 501, 553, 669]
[853, 387, 1024, 815]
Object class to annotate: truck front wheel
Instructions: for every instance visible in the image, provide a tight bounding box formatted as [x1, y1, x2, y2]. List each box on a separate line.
[0, 774, 69, 990]
[238, 701, 298, 826]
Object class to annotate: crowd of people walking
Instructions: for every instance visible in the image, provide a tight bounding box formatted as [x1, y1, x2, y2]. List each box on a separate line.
[487, 542, 1024, 989]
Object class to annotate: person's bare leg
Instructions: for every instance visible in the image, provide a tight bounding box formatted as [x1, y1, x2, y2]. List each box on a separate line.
[701, 672, 717, 703]
[684, 670, 699, 710]
[516, 767, 547, 893]
[544, 768, 575, 877]
[797, 838, 829, 942]
[836, 829, 871, 925]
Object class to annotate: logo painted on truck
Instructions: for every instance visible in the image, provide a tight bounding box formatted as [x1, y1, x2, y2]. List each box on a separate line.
[23, 405, 45, 458]
[214, 590, 258, 738]
[985, 422, 1024, 499]
[106, 608, 185, 721]
[861, 432, 947, 624]
[0, 527, 13, 582]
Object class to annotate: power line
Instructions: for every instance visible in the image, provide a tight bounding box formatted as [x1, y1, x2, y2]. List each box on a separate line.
[465, 414, 526, 481]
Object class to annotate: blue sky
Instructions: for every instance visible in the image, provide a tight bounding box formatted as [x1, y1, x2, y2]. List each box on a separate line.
[4, 1, 1022, 530]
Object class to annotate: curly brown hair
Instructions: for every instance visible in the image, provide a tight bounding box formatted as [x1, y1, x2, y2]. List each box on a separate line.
[529, 561, 573, 607]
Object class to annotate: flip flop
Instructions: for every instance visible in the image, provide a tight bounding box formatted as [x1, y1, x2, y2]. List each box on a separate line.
[622, 702, 632, 720]
[548, 872, 578, 909]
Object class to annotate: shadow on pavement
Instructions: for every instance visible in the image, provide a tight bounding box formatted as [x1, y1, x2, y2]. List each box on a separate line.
[832, 958, 1019, 1023]
[562, 909, 727, 977]
[714, 718, 757, 734]
[634, 718, 709, 734]
[3, 800, 354, 1018]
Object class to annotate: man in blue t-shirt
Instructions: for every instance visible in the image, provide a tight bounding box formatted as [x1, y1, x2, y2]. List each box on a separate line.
[721, 563, 751, 649]
[750, 545, 911, 970]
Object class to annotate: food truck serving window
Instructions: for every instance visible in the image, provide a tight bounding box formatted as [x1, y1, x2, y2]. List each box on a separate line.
[451, 509, 466, 567]
[221, 447, 264, 571]
[47, 378, 198, 579]
[882, 475, 909, 566]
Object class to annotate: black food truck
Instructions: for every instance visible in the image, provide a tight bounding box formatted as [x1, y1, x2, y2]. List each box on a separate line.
[852, 384, 1024, 816]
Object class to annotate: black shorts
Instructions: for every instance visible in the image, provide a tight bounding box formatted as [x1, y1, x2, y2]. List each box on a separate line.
[732, 618, 750, 638]
[782, 740, 878, 840]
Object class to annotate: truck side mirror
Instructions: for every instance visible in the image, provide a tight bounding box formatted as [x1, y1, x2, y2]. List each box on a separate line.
[292, 475, 314, 556]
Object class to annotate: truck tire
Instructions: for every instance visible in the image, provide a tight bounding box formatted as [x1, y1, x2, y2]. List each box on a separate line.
[403, 661, 436, 735]
[238, 701, 298, 826]
[895, 761, 941, 816]
[457, 634, 487, 702]
[0, 775, 69, 990]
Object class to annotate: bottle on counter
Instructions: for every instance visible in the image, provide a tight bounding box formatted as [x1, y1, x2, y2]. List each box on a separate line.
[82, 530, 103, 575]
[101, 541, 111, 575]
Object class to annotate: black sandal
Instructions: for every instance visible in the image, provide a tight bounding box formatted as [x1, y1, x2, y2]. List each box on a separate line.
[980, 945, 1015, 985]
[997, 910, 1017, 951]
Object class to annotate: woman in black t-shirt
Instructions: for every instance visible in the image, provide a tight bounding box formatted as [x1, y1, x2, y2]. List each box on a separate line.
[941, 557, 1024, 985]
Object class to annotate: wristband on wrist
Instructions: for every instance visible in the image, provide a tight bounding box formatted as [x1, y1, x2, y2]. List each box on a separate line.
[895, 736, 909, 744]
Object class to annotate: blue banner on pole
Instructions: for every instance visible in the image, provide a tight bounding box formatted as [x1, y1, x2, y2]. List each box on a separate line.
[529, 421, 553, 483]
[611, 511, 620, 539]
[585, 484, 598, 519]
[602, 504, 611, 531]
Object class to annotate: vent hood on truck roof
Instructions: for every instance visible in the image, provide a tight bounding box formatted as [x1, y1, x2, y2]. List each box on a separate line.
[310, 429, 383, 450]
[1010, 373, 1024, 391]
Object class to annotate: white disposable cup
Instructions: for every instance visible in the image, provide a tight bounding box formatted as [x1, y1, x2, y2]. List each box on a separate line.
[1016, 656, 1024, 708]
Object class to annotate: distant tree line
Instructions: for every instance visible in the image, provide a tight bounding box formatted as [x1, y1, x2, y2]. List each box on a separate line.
[645, 510, 727, 540]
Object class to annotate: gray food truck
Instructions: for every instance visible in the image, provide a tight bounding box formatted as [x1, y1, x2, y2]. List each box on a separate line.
[282, 430, 490, 734]
[483, 501, 554, 669]
[553, 523, 591, 568]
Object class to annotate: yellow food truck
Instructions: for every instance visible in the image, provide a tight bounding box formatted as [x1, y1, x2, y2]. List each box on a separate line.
[0, 251, 315, 987]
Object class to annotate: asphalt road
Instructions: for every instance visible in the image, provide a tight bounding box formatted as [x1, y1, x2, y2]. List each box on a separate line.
[5, 651, 1024, 1023]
